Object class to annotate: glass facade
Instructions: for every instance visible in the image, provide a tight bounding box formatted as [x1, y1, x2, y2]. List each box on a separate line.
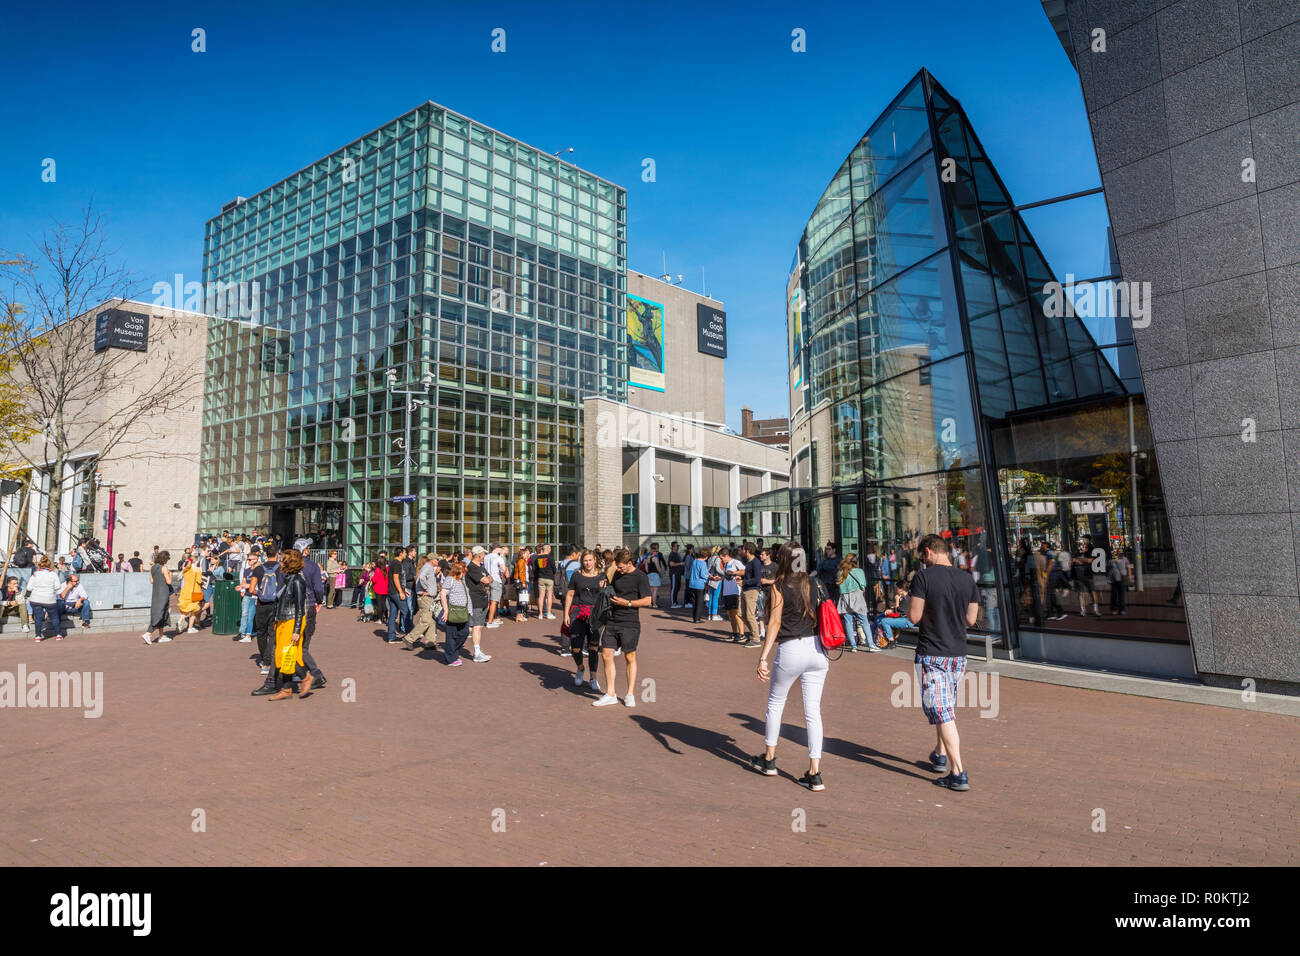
[787, 71, 1188, 649]
[199, 103, 627, 562]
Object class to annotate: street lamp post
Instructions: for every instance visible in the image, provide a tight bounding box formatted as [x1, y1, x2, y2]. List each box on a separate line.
[386, 368, 433, 545]
[93, 470, 124, 559]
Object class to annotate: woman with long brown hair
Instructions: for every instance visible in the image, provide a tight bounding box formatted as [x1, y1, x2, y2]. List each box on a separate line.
[265, 548, 312, 700]
[438, 560, 473, 666]
[750, 541, 829, 792]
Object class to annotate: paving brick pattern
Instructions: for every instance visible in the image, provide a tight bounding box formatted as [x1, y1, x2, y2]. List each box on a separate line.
[2, 606, 1296, 866]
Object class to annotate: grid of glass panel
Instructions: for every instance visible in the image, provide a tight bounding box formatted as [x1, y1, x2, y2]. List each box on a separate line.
[787, 70, 1186, 646]
[199, 103, 628, 561]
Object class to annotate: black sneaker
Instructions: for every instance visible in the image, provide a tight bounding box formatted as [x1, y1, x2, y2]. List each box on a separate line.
[929, 750, 948, 773]
[749, 754, 777, 776]
[250, 686, 276, 696]
[799, 771, 825, 792]
[313, 677, 327, 689]
[934, 771, 970, 791]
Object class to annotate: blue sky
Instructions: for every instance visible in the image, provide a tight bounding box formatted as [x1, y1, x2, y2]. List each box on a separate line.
[1, 0, 1108, 430]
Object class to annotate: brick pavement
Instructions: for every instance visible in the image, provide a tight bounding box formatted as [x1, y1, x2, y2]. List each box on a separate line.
[1, 605, 1297, 866]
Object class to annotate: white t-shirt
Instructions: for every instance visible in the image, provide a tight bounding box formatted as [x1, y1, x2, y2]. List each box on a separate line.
[484, 552, 506, 582]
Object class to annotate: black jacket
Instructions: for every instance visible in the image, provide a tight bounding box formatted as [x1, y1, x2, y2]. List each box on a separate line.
[275, 572, 307, 625]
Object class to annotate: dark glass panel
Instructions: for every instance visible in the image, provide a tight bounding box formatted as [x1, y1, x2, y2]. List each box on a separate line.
[853, 156, 946, 294]
[850, 77, 931, 202]
[860, 354, 979, 482]
[858, 251, 963, 390]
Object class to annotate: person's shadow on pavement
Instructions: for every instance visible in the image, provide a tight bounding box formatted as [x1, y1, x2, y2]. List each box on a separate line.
[728, 712, 929, 781]
[627, 715, 752, 768]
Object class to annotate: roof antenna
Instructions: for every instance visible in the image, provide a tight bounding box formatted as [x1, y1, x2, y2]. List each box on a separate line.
[660, 251, 671, 282]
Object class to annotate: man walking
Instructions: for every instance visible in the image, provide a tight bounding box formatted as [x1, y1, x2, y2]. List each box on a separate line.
[250, 546, 281, 684]
[297, 539, 328, 690]
[592, 549, 651, 708]
[907, 533, 979, 792]
[739, 542, 764, 648]
[465, 547, 494, 662]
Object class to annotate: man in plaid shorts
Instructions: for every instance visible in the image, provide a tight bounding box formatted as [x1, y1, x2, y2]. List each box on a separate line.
[907, 533, 980, 791]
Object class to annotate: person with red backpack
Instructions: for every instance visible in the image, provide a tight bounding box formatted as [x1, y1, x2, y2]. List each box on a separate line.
[750, 542, 830, 792]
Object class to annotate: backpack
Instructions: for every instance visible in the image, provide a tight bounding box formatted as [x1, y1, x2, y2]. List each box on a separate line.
[257, 562, 281, 603]
[72, 551, 85, 572]
[12, 546, 33, 569]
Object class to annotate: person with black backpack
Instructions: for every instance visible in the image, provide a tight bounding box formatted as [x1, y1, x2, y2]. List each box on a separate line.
[563, 550, 607, 693]
[248, 546, 282, 683]
[9, 537, 38, 590]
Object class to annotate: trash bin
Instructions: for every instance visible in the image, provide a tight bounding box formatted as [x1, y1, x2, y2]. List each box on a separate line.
[212, 578, 240, 635]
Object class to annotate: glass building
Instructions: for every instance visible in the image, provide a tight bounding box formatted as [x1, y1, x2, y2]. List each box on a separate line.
[199, 103, 627, 561]
[783, 70, 1191, 668]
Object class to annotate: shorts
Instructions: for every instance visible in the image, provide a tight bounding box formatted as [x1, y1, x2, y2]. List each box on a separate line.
[568, 615, 599, 651]
[722, 593, 739, 611]
[601, 622, 640, 653]
[538, 579, 554, 590]
[469, 605, 487, 627]
[648, 572, 661, 587]
[489, 582, 503, 603]
[1073, 572, 1095, 592]
[916, 655, 967, 725]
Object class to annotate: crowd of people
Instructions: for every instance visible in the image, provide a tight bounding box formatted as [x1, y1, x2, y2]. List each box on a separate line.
[7, 525, 994, 794]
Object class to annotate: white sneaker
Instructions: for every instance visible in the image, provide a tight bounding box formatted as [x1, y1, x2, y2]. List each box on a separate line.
[472, 650, 492, 662]
[613, 647, 622, 657]
[141, 633, 152, 645]
[546, 613, 556, 620]
[592, 694, 619, 707]
[622, 694, 636, 708]
[157, 636, 173, 643]
[486, 621, 501, 628]
[588, 678, 599, 691]
[237, 635, 252, 643]
[22, 624, 30, 632]
[186, 627, 199, 634]
[573, 671, 584, 686]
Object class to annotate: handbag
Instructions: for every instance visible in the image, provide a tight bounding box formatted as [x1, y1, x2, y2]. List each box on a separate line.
[334, 571, 347, 588]
[812, 577, 847, 651]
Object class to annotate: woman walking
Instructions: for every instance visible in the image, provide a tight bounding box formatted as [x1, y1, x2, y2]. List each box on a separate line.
[177, 557, 204, 633]
[25, 556, 63, 642]
[721, 548, 746, 641]
[402, 552, 443, 648]
[563, 550, 606, 691]
[750, 542, 830, 792]
[265, 548, 314, 701]
[706, 547, 724, 621]
[836, 553, 878, 653]
[142, 551, 173, 644]
[438, 561, 473, 666]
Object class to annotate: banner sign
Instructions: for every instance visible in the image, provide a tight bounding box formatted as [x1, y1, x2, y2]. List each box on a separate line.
[94, 309, 150, 353]
[626, 293, 665, 393]
[696, 303, 727, 358]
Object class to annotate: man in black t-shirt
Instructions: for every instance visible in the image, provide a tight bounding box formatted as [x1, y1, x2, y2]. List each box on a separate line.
[907, 533, 979, 792]
[592, 549, 650, 709]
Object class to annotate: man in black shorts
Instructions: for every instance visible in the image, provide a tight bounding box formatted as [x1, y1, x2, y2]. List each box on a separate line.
[592, 549, 650, 709]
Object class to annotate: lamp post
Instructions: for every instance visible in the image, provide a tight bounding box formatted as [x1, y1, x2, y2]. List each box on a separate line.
[93, 470, 124, 559]
[386, 368, 433, 545]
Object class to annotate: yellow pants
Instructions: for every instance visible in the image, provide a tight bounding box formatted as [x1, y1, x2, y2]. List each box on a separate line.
[275, 617, 305, 675]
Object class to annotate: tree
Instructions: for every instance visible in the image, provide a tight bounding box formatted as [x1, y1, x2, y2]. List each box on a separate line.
[0, 205, 205, 553]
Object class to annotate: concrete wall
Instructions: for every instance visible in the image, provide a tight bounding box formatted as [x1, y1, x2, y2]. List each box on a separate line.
[627, 271, 726, 423]
[583, 396, 789, 550]
[2, 299, 205, 562]
[1061, 0, 1300, 684]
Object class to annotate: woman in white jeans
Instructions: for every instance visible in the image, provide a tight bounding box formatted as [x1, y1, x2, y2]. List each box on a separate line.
[750, 542, 829, 791]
